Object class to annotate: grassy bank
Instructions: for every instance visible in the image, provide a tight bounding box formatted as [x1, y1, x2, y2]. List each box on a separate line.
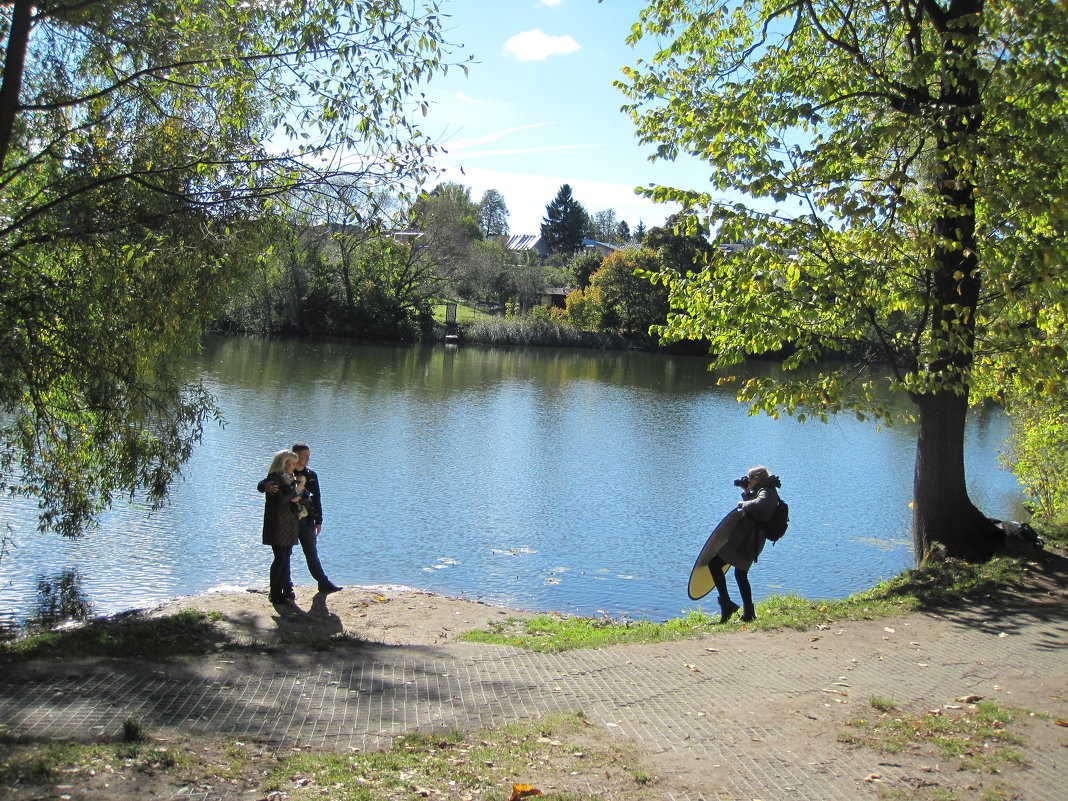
[459, 552, 1037, 652]
[0, 550, 1042, 660]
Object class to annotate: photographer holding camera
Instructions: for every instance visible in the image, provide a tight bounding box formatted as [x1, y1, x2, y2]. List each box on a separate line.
[705, 465, 782, 623]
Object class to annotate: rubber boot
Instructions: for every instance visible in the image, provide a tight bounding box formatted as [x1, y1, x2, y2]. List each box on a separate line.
[741, 603, 756, 622]
[718, 597, 740, 624]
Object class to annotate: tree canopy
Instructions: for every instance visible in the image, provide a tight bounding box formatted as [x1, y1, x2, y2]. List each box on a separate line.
[0, 0, 460, 535]
[618, 0, 1068, 560]
[477, 189, 510, 237]
[541, 184, 590, 254]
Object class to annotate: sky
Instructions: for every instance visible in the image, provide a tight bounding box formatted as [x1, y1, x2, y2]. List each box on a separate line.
[419, 0, 706, 237]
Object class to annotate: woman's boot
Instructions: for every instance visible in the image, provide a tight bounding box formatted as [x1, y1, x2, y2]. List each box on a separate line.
[741, 603, 756, 622]
[718, 597, 740, 624]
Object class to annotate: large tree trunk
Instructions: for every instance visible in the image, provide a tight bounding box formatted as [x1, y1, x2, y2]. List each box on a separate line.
[912, 390, 1004, 562]
[0, 0, 32, 169]
[909, 0, 1003, 564]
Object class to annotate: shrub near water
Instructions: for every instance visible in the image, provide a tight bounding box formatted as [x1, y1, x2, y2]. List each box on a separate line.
[464, 316, 626, 348]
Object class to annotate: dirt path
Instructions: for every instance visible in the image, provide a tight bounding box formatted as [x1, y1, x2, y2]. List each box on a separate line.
[3, 546, 1066, 801]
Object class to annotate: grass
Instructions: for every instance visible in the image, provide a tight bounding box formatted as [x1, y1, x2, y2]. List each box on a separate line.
[0, 609, 228, 660]
[841, 700, 1025, 772]
[839, 698, 1030, 801]
[430, 301, 495, 325]
[264, 711, 660, 800]
[0, 712, 668, 801]
[0, 736, 198, 788]
[460, 554, 1035, 651]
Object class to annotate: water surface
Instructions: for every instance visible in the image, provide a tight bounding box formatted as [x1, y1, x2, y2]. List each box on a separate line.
[0, 336, 1022, 626]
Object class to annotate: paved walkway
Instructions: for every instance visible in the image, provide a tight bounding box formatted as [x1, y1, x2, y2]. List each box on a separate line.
[2, 592, 1066, 800]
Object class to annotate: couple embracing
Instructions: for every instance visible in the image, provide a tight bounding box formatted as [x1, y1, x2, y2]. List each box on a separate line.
[258, 443, 343, 604]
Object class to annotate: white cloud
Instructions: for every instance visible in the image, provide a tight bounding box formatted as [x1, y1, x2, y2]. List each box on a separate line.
[453, 92, 484, 105]
[538, 0, 564, 6]
[444, 123, 556, 151]
[503, 29, 580, 61]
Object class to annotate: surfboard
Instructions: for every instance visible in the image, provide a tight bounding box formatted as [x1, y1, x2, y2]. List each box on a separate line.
[687, 508, 741, 601]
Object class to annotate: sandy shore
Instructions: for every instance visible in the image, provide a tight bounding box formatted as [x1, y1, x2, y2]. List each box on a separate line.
[145, 583, 540, 647]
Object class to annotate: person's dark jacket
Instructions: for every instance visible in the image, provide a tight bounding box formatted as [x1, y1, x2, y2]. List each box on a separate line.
[259, 472, 300, 547]
[293, 465, 323, 529]
[730, 475, 782, 569]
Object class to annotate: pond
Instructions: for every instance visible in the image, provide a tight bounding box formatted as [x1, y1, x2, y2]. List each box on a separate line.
[0, 335, 1023, 628]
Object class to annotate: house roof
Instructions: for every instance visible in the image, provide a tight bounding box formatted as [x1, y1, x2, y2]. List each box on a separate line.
[582, 238, 623, 251]
[501, 234, 545, 251]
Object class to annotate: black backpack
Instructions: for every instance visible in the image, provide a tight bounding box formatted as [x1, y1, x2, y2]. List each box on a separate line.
[762, 499, 789, 542]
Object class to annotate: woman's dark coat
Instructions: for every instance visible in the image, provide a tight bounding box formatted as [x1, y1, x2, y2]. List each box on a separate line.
[260, 471, 300, 547]
[707, 475, 781, 571]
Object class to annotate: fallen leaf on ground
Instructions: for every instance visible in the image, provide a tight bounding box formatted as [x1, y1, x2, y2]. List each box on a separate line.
[955, 694, 984, 703]
[508, 784, 544, 800]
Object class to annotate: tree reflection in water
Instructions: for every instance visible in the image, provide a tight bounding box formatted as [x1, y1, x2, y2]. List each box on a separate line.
[24, 568, 94, 631]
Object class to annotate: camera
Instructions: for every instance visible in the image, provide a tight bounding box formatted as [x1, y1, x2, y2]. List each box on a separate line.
[733, 475, 750, 488]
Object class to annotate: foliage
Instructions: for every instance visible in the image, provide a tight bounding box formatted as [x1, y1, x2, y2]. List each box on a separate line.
[0, 0, 460, 535]
[617, 0, 1068, 560]
[569, 249, 606, 289]
[477, 188, 511, 237]
[463, 316, 626, 348]
[589, 248, 670, 337]
[412, 182, 494, 298]
[541, 183, 591, 255]
[589, 208, 626, 244]
[564, 286, 604, 331]
[641, 213, 716, 274]
[1001, 393, 1068, 526]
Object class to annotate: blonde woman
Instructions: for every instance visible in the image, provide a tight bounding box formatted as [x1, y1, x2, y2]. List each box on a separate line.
[258, 449, 302, 603]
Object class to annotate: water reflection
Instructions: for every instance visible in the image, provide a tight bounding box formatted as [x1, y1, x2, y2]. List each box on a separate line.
[24, 568, 94, 630]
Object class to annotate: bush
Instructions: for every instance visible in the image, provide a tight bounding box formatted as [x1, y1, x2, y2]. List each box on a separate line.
[1001, 394, 1068, 529]
[463, 316, 627, 348]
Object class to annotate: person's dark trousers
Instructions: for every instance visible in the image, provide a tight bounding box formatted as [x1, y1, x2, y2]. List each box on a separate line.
[735, 568, 756, 620]
[708, 556, 740, 623]
[296, 522, 329, 586]
[269, 545, 293, 599]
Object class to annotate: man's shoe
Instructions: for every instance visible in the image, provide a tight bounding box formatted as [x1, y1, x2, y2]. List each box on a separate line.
[269, 593, 288, 604]
[282, 588, 296, 601]
[318, 583, 343, 594]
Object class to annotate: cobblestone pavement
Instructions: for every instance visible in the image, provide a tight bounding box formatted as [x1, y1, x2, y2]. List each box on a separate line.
[2, 600, 1066, 801]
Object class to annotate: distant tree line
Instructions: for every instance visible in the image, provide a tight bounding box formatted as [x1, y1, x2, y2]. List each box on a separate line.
[215, 180, 683, 342]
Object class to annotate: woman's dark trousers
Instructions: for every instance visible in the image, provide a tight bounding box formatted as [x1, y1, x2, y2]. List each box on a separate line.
[269, 545, 293, 599]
